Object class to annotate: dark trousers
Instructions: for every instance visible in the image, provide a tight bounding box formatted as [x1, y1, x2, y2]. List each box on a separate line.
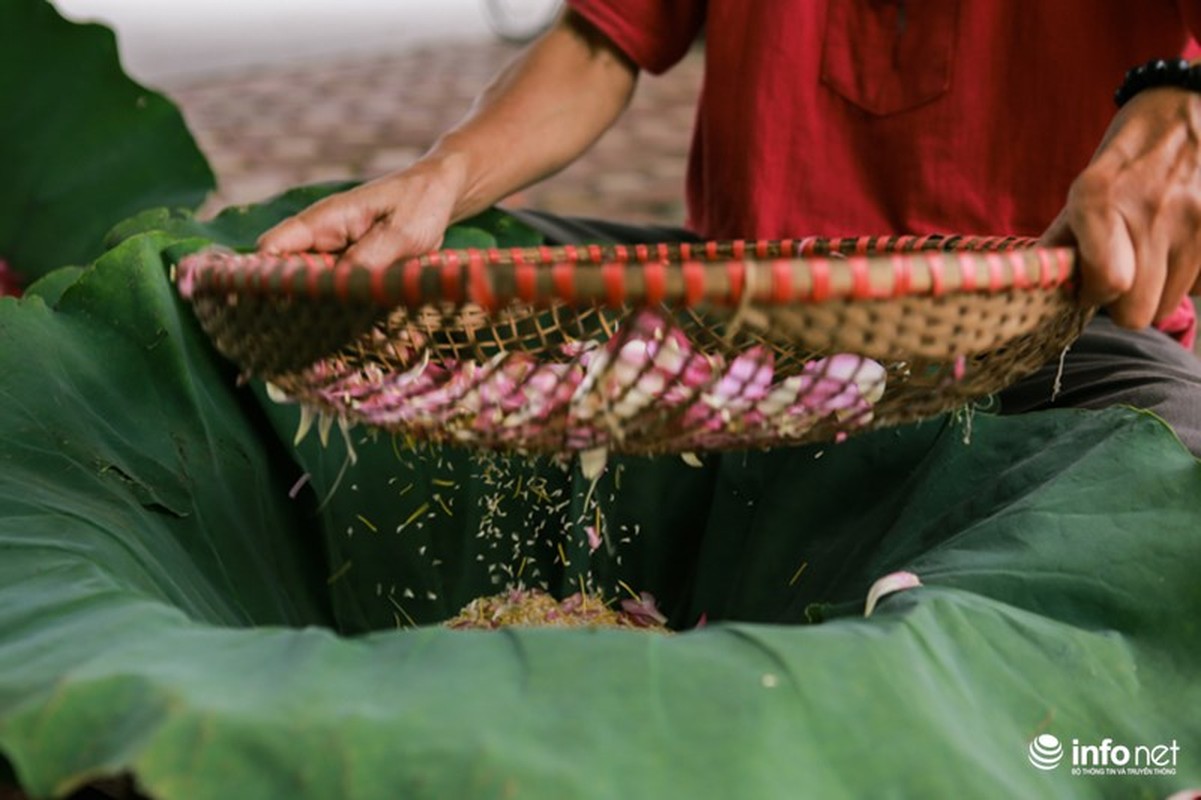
[509, 209, 1201, 455]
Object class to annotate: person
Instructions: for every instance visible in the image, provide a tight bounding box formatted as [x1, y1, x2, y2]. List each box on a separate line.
[258, 1, 1201, 453]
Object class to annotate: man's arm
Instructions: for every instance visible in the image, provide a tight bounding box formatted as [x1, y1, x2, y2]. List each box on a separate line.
[1042, 85, 1201, 328]
[258, 11, 638, 269]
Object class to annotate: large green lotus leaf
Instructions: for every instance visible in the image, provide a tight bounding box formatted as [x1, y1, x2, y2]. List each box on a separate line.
[2, 212, 1200, 798]
[106, 185, 541, 256]
[104, 183, 359, 254]
[0, 0, 215, 281]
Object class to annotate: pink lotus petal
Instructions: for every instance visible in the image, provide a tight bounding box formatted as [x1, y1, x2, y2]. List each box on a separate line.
[507, 362, 581, 425]
[646, 333, 689, 373]
[679, 401, 727, 433]
[524, 362, 574, 397]
[585, 525, 602, 553]
[661, 324, 692, 351]
[662, 353, 717, 403]
[173, 260, 195, 298]
[863, 571, 922, 617]
[707, 346, 774, 406]
[621, 591, 668, 627]
[804, 380, 863, 412]
[805, 354, 886, 403]
[727, 408, 761, 428]
[807, 352, 863, 381]
[478, 372, 524, 411]
[620, 308, 669, 344]
[565, 428, 600, 450]
[1164, 790, 1201, 800]
[573, 315, 703, 423]
[611, 339, 654, 386]
[287, 472, 311, 499]
[466, 353, 536, 413]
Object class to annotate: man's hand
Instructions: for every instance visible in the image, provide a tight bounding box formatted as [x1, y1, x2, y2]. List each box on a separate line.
[256, 10, 637, 271]
[258, 155, 465, 270]
[1041, 87, 1201, 328]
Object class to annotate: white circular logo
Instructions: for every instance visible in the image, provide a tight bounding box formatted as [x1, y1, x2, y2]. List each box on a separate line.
[1028, 734, 1064, 770]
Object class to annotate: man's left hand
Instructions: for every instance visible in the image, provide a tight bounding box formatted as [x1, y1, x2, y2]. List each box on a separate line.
[1041, 87, 1201, 327]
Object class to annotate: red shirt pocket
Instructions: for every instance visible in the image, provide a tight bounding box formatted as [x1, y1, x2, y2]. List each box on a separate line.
[821, 0, 961, 116]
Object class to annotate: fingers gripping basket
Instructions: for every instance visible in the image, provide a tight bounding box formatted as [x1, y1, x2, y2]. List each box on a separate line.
[176, 235, 1092, 455]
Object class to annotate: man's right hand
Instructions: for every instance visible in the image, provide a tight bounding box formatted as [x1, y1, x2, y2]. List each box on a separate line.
[257, 154, 467, 270]
[255, 10, 637, 271]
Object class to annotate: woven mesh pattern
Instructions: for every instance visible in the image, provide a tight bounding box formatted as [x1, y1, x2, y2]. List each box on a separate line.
[177, 236, 1093, 454]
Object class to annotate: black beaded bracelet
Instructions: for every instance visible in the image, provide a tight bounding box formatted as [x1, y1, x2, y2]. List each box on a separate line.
[1114, 58, 1201, 107]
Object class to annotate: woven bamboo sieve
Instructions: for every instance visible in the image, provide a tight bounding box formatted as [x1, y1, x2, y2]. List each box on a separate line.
[175, 235, 1094, 455]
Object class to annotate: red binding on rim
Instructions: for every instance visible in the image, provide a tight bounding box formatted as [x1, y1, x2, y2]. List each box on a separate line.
[177, 235, 1074, 313]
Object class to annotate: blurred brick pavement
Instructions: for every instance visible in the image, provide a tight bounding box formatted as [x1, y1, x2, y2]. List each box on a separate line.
[166, 40, 701, 226]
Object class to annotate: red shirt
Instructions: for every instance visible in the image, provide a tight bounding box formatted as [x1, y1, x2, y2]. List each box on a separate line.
[568, 0, 1199, 345]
